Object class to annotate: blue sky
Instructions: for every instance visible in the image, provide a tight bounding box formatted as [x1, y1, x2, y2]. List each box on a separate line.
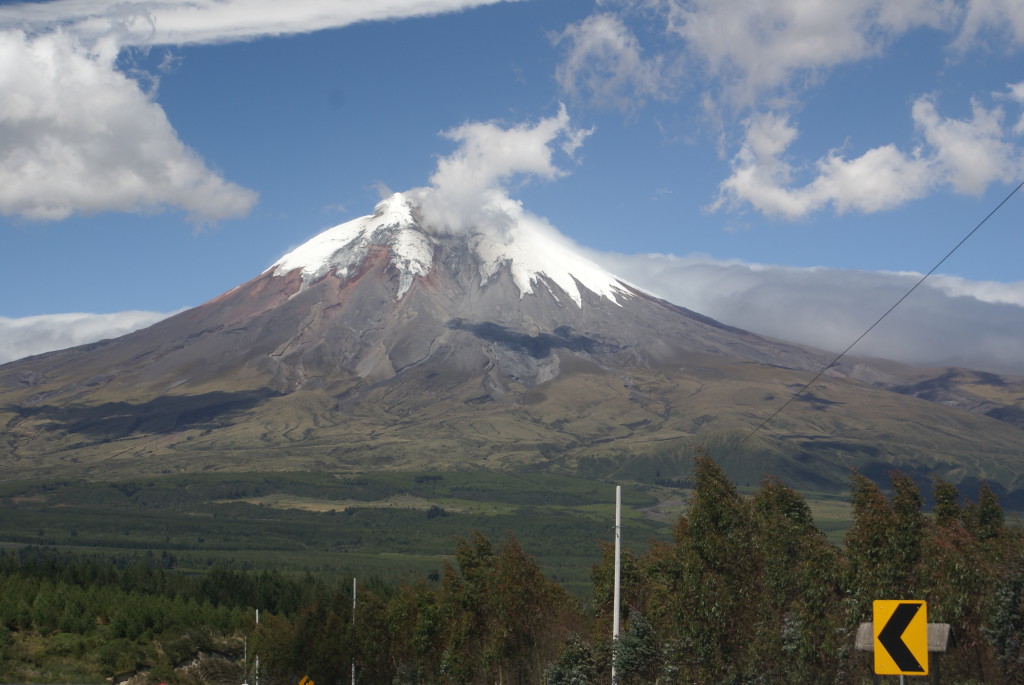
[1, 0, 1023, 372]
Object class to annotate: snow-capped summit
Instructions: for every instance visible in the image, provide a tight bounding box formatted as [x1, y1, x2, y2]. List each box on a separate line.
[270, 191, 633, 307]
[271, 193, 432, 299]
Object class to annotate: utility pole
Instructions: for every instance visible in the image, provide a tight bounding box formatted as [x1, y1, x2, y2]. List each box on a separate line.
[255, 609, 260, 685]
[352, 578, 357, 685]
[612, 485, 621, 685]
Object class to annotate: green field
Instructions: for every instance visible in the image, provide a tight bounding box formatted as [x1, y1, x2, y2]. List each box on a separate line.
[0, 470, 691, 596]
[0, 469, 861, 596]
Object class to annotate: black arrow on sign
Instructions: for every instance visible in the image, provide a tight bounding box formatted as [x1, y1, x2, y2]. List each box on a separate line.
[878, 602, 925, 673]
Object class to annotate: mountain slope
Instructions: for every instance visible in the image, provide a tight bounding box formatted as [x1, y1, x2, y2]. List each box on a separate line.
[1, 194, 1022, 499]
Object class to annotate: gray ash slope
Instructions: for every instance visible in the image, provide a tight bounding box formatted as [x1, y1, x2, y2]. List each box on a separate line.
[2, 193, 1022, 498]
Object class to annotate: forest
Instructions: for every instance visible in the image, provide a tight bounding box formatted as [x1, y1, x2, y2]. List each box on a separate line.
[1, 453, 1022, 684]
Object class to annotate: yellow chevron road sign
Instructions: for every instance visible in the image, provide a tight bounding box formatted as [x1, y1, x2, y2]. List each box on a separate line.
[873, 600, 928, 676]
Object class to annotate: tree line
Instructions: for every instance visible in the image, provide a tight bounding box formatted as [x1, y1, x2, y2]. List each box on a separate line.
[1, 452, 1022, 684]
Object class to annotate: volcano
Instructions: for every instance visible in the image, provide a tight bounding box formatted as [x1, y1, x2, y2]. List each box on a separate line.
[2, 193, 1022, 497]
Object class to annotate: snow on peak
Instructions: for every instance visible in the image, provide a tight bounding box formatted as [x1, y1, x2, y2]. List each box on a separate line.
[471, 216, 631, 307]
[270, 193, 433, 298]
[270, 191, 633, 307]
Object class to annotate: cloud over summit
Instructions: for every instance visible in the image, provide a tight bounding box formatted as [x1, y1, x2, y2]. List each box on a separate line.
[415, 105, 593, 236]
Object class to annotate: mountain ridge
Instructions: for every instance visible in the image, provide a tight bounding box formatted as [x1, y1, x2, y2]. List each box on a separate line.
[1, 194, 1022, 500]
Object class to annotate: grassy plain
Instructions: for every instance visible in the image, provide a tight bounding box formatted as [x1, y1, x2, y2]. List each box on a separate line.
[0, 469, 863, 598]
[0, 470, 675, 596]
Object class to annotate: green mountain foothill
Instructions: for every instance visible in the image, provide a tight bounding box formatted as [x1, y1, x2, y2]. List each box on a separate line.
[2, 350, 1023, 506]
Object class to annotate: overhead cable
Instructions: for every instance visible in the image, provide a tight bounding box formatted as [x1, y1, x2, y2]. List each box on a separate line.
[723, 178, 1024, 459]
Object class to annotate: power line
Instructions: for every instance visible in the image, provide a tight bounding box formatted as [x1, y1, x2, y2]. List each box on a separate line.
[722, 178, 1024, 459]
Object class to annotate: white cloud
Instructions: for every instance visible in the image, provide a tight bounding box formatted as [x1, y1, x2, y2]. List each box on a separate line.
[0, 0, 519, 47]
[591, 250, 1024, 373]
[553, 13, 676, 111]
[711, 111, 934, 218]
[713, 96, 1024, 219]
[0, 310, 176, 365]
[808, 145, 935, 214]
[955, 0, 1024, 49]
[918, 273, 1024, 306]
[551, 2, 1024, 225]
[912, 97, 1021, 194]
[415, 105, 593, 235]
[0, 29, 258, 222]
[659, 0, 953, 104]
[561, 2, 1023, 221]
[0, 0, 516, 223]
[1004, 81, 1024, 134]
